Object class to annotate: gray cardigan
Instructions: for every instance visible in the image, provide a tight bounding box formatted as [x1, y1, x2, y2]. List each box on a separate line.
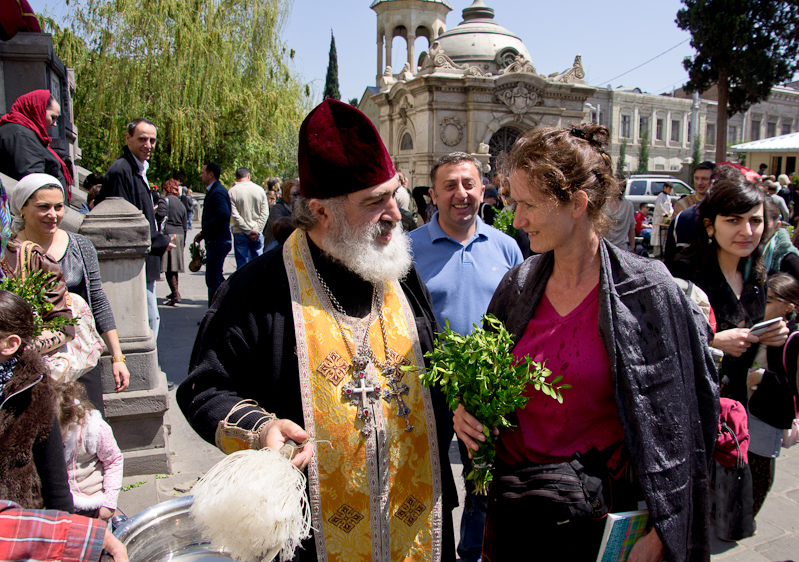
[59, 232, 116, 335]
[487, 239, 719, 562]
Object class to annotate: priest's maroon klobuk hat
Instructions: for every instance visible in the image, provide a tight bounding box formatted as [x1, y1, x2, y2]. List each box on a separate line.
[298, 99, 396, 199]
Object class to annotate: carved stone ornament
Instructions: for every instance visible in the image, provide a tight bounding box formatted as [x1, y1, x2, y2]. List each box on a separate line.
[399, 62, 414, 82]
[548, 54, 586, 84]
[498, 54, 538, 76]
[477, 142, 490, 154]
[421, 41, 466, 71]
[464, 65, 490, 77]
[398, 95, 414, 123]
[380, 66, 397, 91]
[439, 116, 464, 147]
[495, 82, 542, 115]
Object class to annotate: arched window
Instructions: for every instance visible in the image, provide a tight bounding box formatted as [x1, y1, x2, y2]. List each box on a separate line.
[489, 127, 523, 172]
[401, 133, 414, 150]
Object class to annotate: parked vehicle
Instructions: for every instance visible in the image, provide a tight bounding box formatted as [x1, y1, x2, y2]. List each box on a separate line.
[624, 175, 694, 208]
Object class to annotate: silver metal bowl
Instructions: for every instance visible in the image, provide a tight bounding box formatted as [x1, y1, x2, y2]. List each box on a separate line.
[111, 496, 235, 562]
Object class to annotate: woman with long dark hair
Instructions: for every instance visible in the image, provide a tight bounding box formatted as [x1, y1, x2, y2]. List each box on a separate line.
[670, 178, 788, 407]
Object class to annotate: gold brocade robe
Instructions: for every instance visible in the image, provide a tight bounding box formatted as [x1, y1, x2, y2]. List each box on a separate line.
[284, 230, 444, 562]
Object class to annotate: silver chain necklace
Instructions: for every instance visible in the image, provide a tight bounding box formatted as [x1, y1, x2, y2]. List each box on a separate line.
[316, 274, 392, 373]
[316, 272, 413, 433]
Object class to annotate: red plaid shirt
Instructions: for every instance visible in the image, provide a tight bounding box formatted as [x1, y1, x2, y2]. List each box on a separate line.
[0, 500, 105, 561]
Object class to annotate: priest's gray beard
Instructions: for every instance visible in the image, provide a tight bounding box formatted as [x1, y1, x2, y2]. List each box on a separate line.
[323, 205, 413, 285]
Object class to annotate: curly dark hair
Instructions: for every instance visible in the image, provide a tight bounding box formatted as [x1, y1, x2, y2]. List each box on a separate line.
[503, 123, 615, 232]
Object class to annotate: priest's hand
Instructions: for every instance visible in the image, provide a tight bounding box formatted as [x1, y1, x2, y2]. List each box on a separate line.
[453, 404, 498, 459]
[627, 528, 664, 562]
[259, 419, 313, 470]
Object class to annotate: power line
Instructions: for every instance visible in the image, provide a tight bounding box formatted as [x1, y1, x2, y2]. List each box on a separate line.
[591, 39, 691, 88]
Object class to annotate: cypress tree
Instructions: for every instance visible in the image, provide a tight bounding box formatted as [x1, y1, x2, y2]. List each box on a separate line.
[616, 139, 628, 175]
[323, 31, 341, 101]
[636, 129, 650, 174]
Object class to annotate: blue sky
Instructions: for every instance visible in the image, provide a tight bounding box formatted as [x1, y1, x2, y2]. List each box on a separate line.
[31, 0, 699, 102]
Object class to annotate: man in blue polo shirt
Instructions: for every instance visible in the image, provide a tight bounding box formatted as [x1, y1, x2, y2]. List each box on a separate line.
[409, 151, 522, 562]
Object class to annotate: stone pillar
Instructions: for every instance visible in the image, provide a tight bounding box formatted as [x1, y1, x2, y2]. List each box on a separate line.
[79, 197, 171, 476]
[377, 34, 384, 86]
[385, 32, 392, 76]
[407, 33, 415, 70]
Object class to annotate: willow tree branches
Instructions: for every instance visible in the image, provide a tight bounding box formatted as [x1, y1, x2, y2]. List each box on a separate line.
[44, 0, 311, 185]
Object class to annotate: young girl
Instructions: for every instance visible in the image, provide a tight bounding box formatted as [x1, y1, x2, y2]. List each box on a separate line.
[0, 289, 72, 511]
[747, 273, 799, 517]
[56, 380, 123, 520]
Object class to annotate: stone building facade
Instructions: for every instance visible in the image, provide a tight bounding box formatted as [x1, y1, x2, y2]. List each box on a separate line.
[362, 0, 593, 188]
[361, 0, 799, 185]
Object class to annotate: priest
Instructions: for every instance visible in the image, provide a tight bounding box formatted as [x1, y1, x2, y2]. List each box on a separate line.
[178, 99, 456, 562]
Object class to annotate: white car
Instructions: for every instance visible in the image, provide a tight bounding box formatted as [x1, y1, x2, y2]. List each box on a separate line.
[624, 175, 694, 208]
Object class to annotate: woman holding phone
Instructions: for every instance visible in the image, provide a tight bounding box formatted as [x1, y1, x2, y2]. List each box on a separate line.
[670, 177, 788, 407]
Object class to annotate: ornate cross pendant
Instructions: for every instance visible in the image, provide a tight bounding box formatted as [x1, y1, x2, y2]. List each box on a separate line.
[342, 356, 381, 436]
[383, 376, 413, 432]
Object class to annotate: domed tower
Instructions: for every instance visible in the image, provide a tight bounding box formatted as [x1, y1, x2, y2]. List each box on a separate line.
[371, 0, 452, 85]
[435, 0, 533, 76]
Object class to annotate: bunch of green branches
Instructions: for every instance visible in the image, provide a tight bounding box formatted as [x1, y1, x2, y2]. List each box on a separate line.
[418, 314, 569, 494]
[0, 271, 76, 337]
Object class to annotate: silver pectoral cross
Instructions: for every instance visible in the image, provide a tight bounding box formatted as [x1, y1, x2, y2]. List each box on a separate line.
[342, 358, 381, 436]
[383, 376, 413, 432]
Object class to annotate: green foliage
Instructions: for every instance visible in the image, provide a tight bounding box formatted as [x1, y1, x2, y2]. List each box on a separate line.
[636, 128, 650, 175]
[692, 133, 703, 166]
[41, 0, 311, 188]
[323, 32, 340, 101]
[0, 271, 77, 337]
[417, 315, 570, 494]
[492, 208, 517, 237]
[616, 139, 628, 175]
[348, 98, 359, 107]
[189, 242, 206, 264]
[677, 0, 799, 117]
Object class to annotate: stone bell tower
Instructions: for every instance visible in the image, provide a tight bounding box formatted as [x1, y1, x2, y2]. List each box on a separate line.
[371, 0, 452, 85]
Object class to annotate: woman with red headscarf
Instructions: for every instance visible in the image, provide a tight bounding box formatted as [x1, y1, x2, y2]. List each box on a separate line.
[0, 90, 72, 201]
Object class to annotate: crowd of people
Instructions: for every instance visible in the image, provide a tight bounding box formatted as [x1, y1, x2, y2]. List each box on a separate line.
[1, 85, 799, 562]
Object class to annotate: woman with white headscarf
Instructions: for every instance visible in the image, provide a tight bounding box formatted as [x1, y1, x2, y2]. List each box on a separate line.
[10, 173, 129, 414]
[0, 176, 73, 355]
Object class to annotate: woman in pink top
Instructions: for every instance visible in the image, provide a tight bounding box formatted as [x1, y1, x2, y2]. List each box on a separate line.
[453, 125, 719, 562]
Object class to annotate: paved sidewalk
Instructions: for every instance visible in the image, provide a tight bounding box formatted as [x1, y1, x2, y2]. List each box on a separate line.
[115, 225, 799, 561]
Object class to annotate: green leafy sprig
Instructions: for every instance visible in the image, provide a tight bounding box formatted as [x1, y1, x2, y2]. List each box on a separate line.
[0, 270, 76, 337]
[189, 242, 206, 265]
[417, 314, 570, 494]
[491, 208, 517, 237]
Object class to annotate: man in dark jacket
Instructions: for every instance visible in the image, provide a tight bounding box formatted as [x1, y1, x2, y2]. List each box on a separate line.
[94, 118, 173, 338]
[193, 162, 231, 304]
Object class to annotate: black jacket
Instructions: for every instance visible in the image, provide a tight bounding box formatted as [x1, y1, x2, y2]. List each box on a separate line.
[95, 147, 171, 282]
[670, 256, 766, 407]
[263, 199, 291, 247]
[488, 240, 719, 562]
[0, 122, 67, 191]
[0, 347, 73, 512]
[200, 180, 231, 242]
